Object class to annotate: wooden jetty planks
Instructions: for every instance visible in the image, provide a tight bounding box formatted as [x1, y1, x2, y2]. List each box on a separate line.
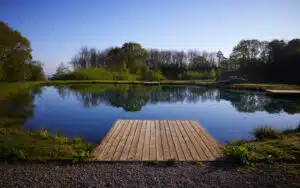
[94, 120, 222, 161]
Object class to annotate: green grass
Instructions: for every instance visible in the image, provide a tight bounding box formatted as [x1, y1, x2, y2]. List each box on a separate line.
[224, 126, 300, 165]
[0, 125, 92, 162]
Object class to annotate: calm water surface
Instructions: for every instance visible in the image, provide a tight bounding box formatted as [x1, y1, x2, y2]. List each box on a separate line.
[22, 85, 300, 144]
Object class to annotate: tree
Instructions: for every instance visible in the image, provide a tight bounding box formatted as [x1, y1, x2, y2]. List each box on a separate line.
[54, 62, 70, 77]
[26, 60, 45, 81]
[0, 21, 33, 81]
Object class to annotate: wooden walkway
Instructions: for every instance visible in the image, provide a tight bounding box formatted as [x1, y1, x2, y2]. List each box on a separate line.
[93, 120, 222, 161]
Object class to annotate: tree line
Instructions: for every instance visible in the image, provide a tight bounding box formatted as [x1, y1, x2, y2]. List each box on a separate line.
[66, 38, 300, 82]
[0, 21, 45, 82]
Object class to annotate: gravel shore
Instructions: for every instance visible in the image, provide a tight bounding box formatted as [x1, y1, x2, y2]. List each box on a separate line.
[0, 162, 299, 188]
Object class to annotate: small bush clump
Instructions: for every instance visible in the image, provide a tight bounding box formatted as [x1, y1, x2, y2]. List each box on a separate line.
[39, 130, 49, 139]
[253, 126, 280, 140]
[223, 145, 254, 165]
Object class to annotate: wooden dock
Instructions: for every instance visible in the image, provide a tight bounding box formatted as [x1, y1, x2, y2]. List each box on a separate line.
[93, 120, 222, 161]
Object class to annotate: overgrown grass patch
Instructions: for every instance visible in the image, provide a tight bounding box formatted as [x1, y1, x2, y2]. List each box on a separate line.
[224, 126, 300, 165]
[0, 125, 92, 163]
[253, 126, 280, 140]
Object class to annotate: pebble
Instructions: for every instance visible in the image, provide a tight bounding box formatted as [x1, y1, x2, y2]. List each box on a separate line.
[0, 162, 299, 188]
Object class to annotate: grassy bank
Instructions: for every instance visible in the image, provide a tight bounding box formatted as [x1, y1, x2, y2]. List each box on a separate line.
[1, 81, 300, 163]
[224, 125, 300, 165]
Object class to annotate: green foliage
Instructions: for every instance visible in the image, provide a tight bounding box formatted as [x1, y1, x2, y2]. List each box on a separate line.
[53, 68, 114, 80]
[39, 129, 49, 139]
[139, 67, 166, 81]
[223, 145, 254, 165]
[0, 21, 45, 82]
[165, 158, 178, 166]
[184, 70, 216, 80]
[72, 150, 91, 163]
[253, 126, 280, 140]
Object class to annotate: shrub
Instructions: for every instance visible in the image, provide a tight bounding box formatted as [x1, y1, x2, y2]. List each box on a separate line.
[54, 135, 68, 144]
[139, 67, 165, 81]
[253, 126, 280, 140]
[184, 70, 216, 80]
[73, 137, 84, 144]
[39, 130, 49, 139]
[52, 68, 114, 80]
[72, 150, 90, 163]
[223, 145, 254, 164]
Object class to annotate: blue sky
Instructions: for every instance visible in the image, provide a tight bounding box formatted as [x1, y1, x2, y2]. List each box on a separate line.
[1, 0, 300, 75]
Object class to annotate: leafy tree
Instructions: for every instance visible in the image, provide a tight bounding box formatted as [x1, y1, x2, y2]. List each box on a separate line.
[0, 21, 33, 81]
[54, 62, 71, 78]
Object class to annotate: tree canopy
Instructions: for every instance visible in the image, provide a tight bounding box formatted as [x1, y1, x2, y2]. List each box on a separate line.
[0, 21, 45, 82]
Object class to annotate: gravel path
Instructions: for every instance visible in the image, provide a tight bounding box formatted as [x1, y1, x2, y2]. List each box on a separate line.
[0, 162, 299, 188]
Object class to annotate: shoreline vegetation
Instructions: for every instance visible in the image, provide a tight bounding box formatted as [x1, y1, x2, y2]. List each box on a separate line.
[1, 81, 300, 100]
[0, 82, 299, 164]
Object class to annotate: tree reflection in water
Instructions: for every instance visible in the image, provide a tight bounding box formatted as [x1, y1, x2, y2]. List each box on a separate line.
[54, 84, 300, 114]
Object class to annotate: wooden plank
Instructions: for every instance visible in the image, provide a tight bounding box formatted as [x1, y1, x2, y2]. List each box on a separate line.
[160, 120, 170, 160]
[127, 120, 142, 160]
[176, 120, 201, 160]
[165, 121, 178, 159]
[103, 120, 129, 160]
[120, 120, 138, 160]
[112, 120, 134, 160]
[97, 120, 126, 160]
[94, 120, 221, 161]
[155, 120, 163, 160]
[168, 120, 185, 160]
[149, 120, 156, 160]
[191, 120, 222, 156]
[94, 120, 120, 159]
[142, 120, 151, 160]
[134, 120, 147, 160]
[173, 120, 193, 160]
[189, 120, 221, 158]
[183, 120, 213, 160]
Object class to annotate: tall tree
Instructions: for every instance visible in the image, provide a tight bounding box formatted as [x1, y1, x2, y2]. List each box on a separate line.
[0, 21, 33, 81]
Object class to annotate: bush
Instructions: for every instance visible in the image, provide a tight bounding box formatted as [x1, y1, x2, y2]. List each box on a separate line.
[52, 68, 114, 80]
[139, 67, 166, 81]
[223, 145, 254, 164]
[72, 150, 91, 163]
[39, 130, 49, 139]
[253, 126, 280, 140]
[184, 70, 216, 80]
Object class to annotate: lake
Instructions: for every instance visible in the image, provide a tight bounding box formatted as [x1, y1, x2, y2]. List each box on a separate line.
[11, 84, 300, 144]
